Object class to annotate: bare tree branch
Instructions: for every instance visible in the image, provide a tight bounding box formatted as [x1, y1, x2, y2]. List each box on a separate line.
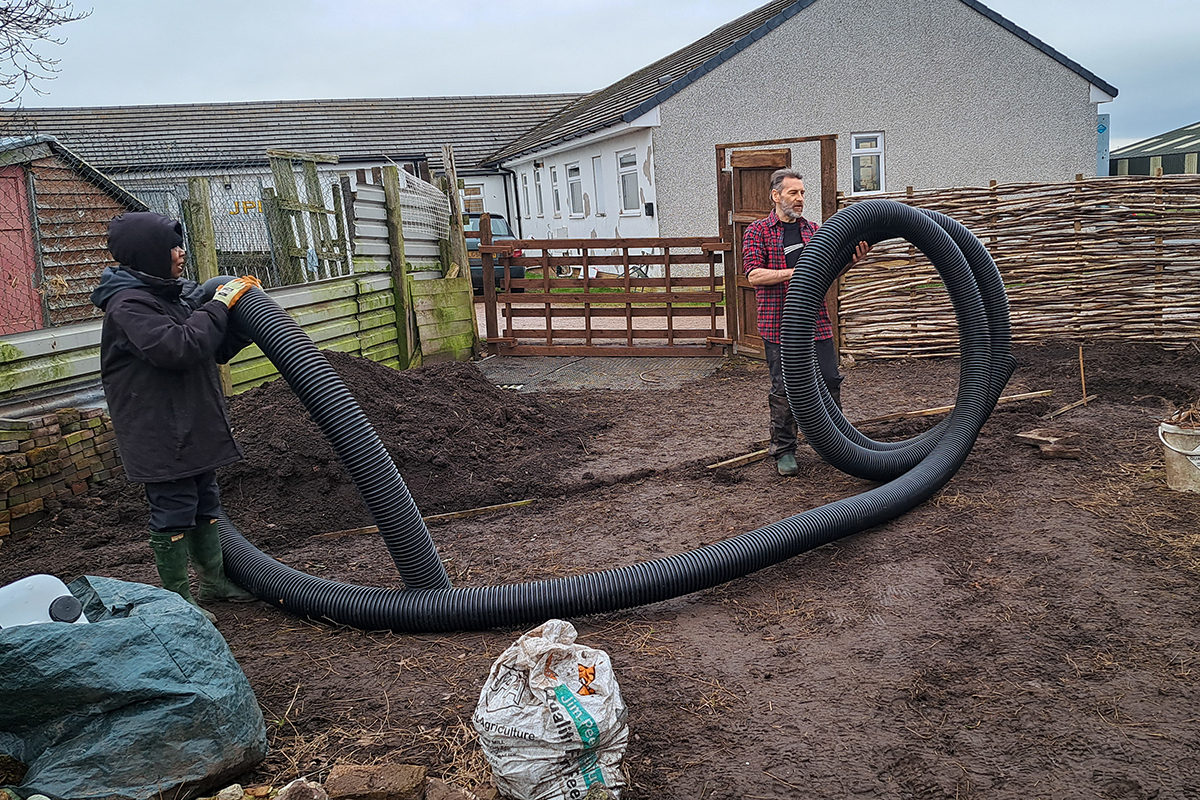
[0, 0, 90, 104]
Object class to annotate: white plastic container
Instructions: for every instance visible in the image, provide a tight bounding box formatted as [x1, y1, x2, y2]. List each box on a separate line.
[0, 574, 89, 629]
[1159, 422, 1200, 494]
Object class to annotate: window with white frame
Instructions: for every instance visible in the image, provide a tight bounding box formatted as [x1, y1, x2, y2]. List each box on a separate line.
[533, 167, 544, 216]
[550, 166, 561, 216]
[521, 173, 530, 218]
[461, 183, 484, 213]
[851, 133, 885, 194]
[566, 162, 583, 216]
[591, 155, 606, 215]
[618, 150, 640, 214]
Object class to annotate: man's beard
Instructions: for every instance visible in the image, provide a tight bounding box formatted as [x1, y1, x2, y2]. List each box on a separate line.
[777, 203, 802, 221]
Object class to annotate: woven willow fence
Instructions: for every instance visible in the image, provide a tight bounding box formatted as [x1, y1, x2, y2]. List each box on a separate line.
[837, 175, 1200, 359]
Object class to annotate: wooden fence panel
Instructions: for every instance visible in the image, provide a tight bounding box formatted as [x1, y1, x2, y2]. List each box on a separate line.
[838, 175, 1200, 358]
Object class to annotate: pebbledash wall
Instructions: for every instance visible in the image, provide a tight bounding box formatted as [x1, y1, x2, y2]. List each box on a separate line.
[1, 407, 119, 536]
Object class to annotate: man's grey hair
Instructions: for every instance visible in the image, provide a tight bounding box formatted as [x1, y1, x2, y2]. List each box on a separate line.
[770, 168, 804, 192]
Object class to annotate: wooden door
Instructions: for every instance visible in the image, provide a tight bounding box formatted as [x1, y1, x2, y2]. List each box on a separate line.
[729, 148, 790, 356]
[0, 165, 42, 335]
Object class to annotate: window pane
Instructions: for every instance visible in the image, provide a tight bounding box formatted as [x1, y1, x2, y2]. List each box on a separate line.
[852, 155, 881, 193]
[618, 152, 637, 169]
[569, 182, 583, 214]
[854, 136, 878, 150]
[567, 165, 580, 179]
[592, 156, 606, 215]
[620, 171, 640, 211]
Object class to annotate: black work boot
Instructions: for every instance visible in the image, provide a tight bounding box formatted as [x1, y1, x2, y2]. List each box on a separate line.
[149, 529, 217, 622]
[189, 519, 256, 603]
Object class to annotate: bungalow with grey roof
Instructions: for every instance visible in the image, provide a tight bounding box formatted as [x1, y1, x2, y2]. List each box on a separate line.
[486, 0, 1118, 241]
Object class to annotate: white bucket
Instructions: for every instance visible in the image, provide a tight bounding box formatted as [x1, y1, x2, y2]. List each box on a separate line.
[1159, 422, 1200, 494]
[0, 574, 89, 629]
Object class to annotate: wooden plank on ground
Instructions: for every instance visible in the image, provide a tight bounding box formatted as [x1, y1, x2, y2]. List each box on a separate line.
[707, 390, 1055, 469]
[1013, 428, 1081, 446]
[310, 499, 536, 539]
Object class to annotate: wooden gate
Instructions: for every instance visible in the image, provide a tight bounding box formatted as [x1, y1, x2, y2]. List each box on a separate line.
[477, 221, 731, 356]
[716, 135, 839, 357]
[260, 149, 353, 285]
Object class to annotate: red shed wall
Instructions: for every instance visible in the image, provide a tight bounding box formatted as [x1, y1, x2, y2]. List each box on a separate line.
[0, 165, 42, 335]
[29, 155, 126, 326]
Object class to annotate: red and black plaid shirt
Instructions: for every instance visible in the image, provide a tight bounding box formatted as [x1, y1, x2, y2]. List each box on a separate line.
[742, 210, 830, 344]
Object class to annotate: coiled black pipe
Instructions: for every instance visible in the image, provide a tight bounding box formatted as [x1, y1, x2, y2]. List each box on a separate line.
[781, 200, 1016, 481]
[217, 199, 1012, 632]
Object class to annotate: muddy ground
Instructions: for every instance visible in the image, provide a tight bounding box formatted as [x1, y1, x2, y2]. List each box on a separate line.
[4, 341, 1200, 800]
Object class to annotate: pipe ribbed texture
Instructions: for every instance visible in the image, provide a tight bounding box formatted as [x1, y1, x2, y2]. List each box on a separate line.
[217, 199, 1013, 632]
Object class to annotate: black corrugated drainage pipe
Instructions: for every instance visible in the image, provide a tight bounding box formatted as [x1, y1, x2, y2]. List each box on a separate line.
[216, 199, 1014, 632]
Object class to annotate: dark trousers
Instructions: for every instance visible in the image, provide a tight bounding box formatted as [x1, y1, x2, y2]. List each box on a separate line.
[144, 471, 221, 531]
[765, 338, 842, 457]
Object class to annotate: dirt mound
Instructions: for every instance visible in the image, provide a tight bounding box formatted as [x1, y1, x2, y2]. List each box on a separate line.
[219, 353, 609, 542]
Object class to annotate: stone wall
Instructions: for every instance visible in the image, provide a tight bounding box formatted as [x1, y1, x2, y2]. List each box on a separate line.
[0, 408, 121, 537]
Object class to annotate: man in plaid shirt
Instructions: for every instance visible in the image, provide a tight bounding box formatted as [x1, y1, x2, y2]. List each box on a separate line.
[743, 168, 867, 476]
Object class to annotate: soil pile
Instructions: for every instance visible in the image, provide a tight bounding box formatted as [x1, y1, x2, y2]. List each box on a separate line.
[219, 353, 609, 543]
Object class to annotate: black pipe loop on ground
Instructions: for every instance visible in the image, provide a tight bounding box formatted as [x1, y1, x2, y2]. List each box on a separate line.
[217, 199, 1013, 632]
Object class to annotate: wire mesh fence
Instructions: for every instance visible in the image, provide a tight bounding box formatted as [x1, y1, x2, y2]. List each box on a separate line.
[0, 115, 453, 337]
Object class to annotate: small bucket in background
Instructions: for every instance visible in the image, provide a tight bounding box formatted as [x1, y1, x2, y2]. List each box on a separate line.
[1159, 422, 1200, 494]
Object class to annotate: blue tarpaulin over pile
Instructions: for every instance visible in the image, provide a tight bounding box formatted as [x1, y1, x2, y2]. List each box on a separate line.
[0, 576, 267, 800]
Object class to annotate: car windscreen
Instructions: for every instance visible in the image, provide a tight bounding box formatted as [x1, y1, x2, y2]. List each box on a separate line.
[464, 217, 514, 237]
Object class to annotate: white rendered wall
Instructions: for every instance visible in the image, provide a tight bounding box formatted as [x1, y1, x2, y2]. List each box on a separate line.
[505, 128, 659, 241]
[653, 0, 1104, 236]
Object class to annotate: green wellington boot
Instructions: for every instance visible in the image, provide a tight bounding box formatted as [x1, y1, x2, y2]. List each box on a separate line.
[149, 529, 217, 622]
[189, 519, 257, 603]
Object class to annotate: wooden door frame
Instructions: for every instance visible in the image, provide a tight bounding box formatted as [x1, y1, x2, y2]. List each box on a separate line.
[716, 134, 839, 356]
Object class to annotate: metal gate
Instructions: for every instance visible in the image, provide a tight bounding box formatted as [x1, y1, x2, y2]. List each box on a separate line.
[477, 225, 731, 356]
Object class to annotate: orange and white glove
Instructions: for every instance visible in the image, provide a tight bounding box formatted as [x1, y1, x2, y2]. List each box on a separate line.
[212, 277, 257, 308]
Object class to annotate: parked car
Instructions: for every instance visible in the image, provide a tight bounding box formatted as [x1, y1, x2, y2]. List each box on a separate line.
[465, 213, 524, 294]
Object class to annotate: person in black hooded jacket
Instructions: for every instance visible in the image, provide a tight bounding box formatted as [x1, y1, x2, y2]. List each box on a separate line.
[91, 211, 261, 622]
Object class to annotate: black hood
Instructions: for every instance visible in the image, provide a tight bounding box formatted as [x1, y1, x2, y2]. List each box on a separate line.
[107, 212, 184, 279]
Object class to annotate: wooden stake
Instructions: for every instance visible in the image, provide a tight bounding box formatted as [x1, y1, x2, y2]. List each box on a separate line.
[706, 449, 770, 470]
[853, 390, 1052, 426]
[1079, 345, 1087, 406]
[706, 390, 1054, 469]
[310, 499, 536, 539]
[1043, 395, 1099, 420]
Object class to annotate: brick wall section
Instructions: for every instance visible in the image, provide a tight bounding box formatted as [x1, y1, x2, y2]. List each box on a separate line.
[0, 407, 123, 537]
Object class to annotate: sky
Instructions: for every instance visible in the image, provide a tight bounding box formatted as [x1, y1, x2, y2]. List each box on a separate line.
[11, 0, 1200, 149]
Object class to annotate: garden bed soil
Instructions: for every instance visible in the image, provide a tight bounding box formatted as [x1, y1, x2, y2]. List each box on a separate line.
[4, 341, 1200, 799]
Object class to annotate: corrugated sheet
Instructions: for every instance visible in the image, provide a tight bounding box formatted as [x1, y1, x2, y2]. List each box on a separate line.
[1112, 120, 1200, 159]
[0, 95, 582, 173]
